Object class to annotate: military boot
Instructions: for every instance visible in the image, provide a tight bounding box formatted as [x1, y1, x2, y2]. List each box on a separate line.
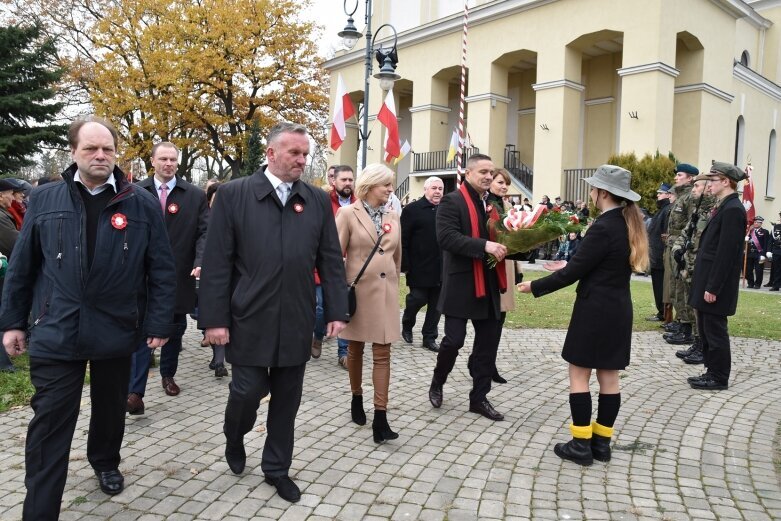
[665, 323, 693, 345]
[676, 336, 700, 359]
[663, 321, 681, 334]
[683, 340, 704, 364]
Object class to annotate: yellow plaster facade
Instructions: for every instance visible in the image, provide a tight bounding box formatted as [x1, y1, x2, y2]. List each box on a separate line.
[324, 0, 781, 218]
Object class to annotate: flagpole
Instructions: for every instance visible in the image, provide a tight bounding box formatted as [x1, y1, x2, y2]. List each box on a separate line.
[455, 0, 469, 186]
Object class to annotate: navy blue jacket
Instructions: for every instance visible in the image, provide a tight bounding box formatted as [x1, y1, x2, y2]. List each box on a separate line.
[0, 164, 177, 360]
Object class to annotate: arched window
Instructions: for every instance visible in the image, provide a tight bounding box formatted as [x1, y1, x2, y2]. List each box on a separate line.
[768, 130, 776, 197]
[740, 50, 750, 67]
[735, 116, 745, 166]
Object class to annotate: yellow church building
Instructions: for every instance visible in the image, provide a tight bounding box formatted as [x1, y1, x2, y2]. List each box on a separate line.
[324, 0, 781, 217]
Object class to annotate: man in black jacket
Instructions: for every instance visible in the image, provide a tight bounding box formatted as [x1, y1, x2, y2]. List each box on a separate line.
[0, 117, 176, 520]
[428, 154, 508, 421]
[127, 142, 209, 414]
[769, 212, 781, 291]
[401, 176, 444, 351]
[647, 183, 672, 321]
[688, 162, 747, 390]
[0, 178, 19, 372]
[198, 122, 348, 503]
[744, 216, 770, 289]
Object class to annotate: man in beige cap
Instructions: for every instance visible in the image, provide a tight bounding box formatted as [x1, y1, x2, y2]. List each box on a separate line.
[687, 162, 747, 390]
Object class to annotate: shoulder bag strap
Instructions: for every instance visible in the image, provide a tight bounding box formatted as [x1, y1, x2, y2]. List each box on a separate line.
[351, 233, 384, 288]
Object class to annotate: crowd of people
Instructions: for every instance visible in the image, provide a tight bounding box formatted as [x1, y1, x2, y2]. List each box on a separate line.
[0, 116, 760, 518]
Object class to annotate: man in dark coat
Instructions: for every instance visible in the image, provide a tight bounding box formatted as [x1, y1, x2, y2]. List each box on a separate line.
[744, 216, 770, 289]
[647, 183, 672, 321]
[401, 176, 444, 351]
[198, 122, 348, 503]
[428, 154, 508, 422]
[0, 118, 176, 520]
[769, 211, 781, 291]
[688, 162, 747, 390]
[127, 142, 209, 414]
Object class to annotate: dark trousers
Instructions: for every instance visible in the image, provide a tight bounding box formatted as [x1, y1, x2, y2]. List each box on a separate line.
[401, 285, 442, 342]
[432, 315, 502, 404]
[696, 310, 731, 384]
[745, 256, 764, 287]
[24, 356, 131, 521]
[770, 249, 781, 288]
[129, 314, 187, 395]
[223, 363, 306, 477]
[650, 267, 664, 317]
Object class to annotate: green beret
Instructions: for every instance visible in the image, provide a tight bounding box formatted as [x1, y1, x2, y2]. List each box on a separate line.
[709, 162, 747, 182]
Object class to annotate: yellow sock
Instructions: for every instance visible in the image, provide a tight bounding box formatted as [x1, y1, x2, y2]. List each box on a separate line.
[570, 423, 592, 439]
[592, 421, 614, 438]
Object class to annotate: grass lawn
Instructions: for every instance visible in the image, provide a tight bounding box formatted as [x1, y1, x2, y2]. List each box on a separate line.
[2, 274, 777, 413]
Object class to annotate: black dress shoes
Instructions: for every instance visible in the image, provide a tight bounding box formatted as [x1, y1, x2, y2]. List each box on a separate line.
[225, 440, 246, 475]
[423, 340, 439, 352]
[428, 383, 443, 408]
[690, 375, 728, 390]
[265, 475, 301, 503]
[95, 469, 124, 495]
[401, 330, 413, 344]
[469, 400, 504, 421]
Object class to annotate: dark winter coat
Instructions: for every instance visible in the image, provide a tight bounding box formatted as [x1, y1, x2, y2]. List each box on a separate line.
[197, 167, 348, 367]
[648, 199, 671, 270]
[0, 164, 177, 360]
[436, 183, 502, 320]
[0, 207, 18, 258]
[137, 176, 208, 314]
[689, 193, 747, 316]
[400, 196, 441, 288]
[531, 208, 633, 369]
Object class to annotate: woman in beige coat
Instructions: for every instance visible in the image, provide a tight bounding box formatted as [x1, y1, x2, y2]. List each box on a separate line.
[335, 164, 402, 443]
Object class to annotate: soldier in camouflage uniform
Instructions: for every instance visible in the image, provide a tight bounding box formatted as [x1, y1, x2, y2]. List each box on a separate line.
[662, 163, 699, 345]
[672, 174, 716, 363]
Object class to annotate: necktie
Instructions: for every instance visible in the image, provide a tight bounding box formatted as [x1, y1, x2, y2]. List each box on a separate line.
[277, 184, 289, 206]
[159, 183, 168, 213]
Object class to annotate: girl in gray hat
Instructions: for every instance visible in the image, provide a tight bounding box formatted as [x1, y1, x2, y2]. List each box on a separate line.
[518, 164, 649, 466]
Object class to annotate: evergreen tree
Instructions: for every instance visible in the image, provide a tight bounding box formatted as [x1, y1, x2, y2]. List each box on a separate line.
[0, 23, 66, 175]
[240, 119, 264, 177]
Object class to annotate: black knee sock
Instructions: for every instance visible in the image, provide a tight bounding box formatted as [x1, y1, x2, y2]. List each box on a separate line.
[596, 393, 621, 427]
[569, 392, 592, 426]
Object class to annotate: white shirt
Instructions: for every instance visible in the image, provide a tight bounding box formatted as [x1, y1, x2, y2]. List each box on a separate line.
[74, 170, 117, 196]
[264, 168, 293, 194]
[154, 175, 176, 199]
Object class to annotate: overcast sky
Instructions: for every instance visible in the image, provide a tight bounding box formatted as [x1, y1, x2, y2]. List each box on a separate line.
[304, 0, 363, 57]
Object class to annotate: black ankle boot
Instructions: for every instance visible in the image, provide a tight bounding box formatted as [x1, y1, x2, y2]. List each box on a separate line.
[351, 394, 366, 425]
[372, 410, 399, 443]
[591, 434, 611, 462]
[553, 438, 593, 466]
[492, 372, 507, 384]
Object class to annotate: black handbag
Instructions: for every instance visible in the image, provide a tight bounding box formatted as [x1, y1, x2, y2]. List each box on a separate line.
[347, 233, 384, 318]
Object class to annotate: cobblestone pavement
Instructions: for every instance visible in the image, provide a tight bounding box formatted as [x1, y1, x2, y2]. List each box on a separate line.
[0, 321, 779, 520]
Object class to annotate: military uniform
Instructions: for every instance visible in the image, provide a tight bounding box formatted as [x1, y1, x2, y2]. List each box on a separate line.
[769, 217, 781, 291]
[664, 182, 696, 343]
[744, 217, 770, 288]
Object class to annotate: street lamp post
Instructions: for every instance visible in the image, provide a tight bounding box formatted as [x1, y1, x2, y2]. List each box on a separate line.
[338, 0, 400, 170]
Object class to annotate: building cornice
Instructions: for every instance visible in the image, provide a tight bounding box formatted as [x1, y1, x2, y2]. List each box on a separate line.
[750, 0, 781, 11]
[464, 93, 512, 104]
[584, 96, 615, 106]
[518, 107, 536, 115]
[674, 83, 734, 103]
[617, 62, 680, 78]
[733, 62, 781, 101]
[532, 79, 586, 92]
[711, 0, 772, 28]
[408, 104, 451, 113]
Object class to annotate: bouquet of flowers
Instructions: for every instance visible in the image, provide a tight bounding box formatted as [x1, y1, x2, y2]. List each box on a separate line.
[488, 204, 586, 267]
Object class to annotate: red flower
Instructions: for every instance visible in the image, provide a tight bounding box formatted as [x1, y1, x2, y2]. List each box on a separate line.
[167, 203, 179, 214]
[485, 204, 493, 214]
[111, 213, 128, 230]
[552, 206, 561, 213]
[382, 223, 392, 234]
[569, 215, 580, 224]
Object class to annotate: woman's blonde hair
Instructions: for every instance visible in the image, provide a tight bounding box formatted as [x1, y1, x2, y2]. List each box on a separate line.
[355, 163, 394, 201]
[622, 201, 650, 272]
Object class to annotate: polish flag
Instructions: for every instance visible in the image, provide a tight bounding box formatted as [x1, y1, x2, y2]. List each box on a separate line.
[330, 74, 355, 151]
[378, 89, 400, 163]
[742, 163, 755, 224]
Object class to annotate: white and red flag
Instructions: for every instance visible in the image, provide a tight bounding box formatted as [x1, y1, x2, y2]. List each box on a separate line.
[329, 74, 356, 151]
[378, 89, 400, 163]
[742, 163, 755, 223]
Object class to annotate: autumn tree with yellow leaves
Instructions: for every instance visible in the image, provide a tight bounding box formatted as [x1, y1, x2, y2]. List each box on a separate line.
[6, 0, 328, 180]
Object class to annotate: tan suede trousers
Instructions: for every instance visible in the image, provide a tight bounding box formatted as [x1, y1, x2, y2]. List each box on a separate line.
[347, 341, 391, 411]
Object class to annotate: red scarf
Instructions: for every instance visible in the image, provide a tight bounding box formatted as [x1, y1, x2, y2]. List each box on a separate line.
[459, 183, 507, 298]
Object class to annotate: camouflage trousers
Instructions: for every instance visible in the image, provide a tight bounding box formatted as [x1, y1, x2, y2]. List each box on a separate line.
[665, 246, 694, 323]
